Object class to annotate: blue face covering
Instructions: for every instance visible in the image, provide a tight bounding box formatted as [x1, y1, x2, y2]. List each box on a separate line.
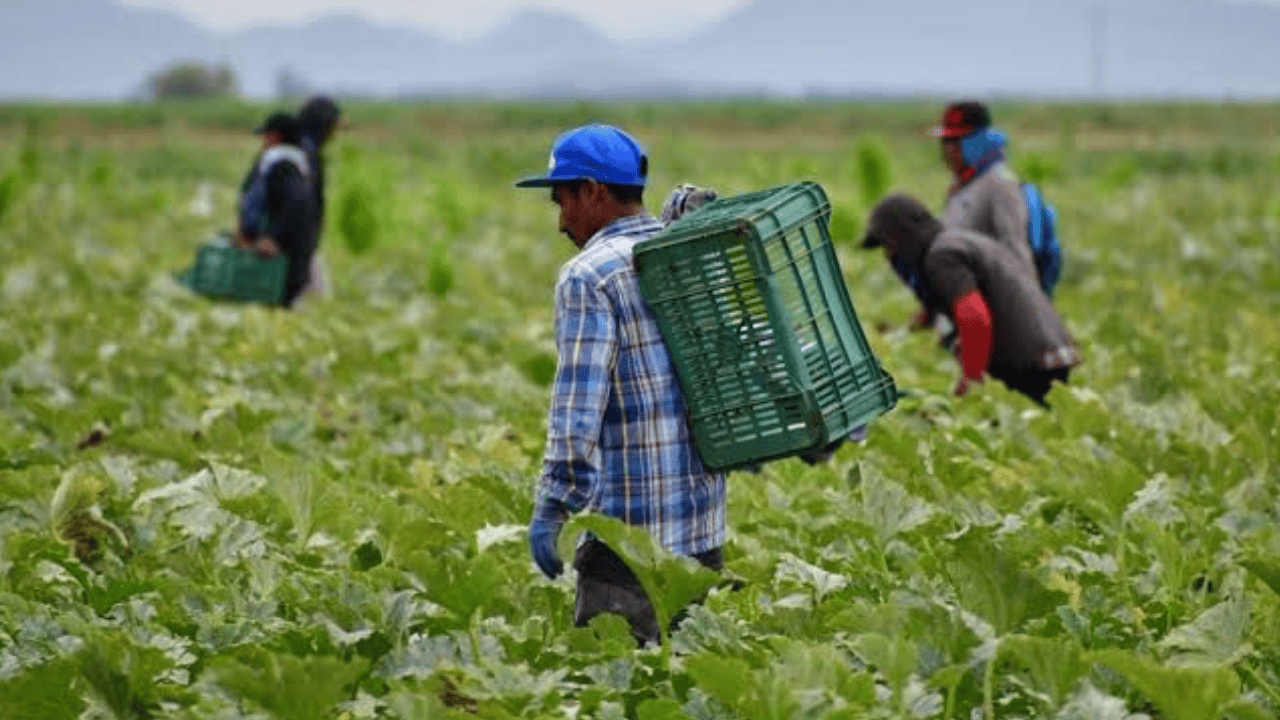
[959, 128, 1008, 176]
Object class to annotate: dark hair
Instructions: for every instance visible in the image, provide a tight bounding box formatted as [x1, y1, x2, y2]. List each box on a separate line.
[257, 111, 303, 145]
[298, 95, 341, 143]
[606, 183, 644, 204]
[550, 181, 645, 204]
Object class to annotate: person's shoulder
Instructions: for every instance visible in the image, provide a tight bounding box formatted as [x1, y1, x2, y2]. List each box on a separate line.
[933, 228, 983, 252]
[929, 228, 1002, 266]
[559, 245, 628, 292]
[571, 217, 661, 278]
[261, 145, 310, 177]
[557, 252, 600, 285]
[557, 242, 623, 289]
[984, 161, 1022, 191]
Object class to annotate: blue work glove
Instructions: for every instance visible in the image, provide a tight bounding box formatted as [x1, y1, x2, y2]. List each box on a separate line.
[528, 500, 569, 579]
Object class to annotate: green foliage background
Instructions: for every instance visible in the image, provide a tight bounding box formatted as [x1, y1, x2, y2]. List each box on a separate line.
[0, 101, 1277, 719]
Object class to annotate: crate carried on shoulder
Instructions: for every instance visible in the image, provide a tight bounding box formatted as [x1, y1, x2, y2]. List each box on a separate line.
[634, 181, 897, 471]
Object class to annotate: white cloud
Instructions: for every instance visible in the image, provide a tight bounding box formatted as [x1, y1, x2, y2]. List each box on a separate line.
[119, 0, 753, 40]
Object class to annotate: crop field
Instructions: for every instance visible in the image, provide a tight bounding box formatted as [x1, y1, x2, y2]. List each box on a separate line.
[0, 100, 1278, 719]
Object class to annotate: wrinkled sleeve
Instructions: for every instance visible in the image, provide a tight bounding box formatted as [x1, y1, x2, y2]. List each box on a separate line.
[952, 290, 993, 379]
[892, 254, 944, 318]
[236, 159, 263, 238]
[991, 181, 1034, 274]
[264, 164, 309, 248]
[538, 272, 617, 512]
[924, 246, 979, 308]
[264, 164, 318, 306]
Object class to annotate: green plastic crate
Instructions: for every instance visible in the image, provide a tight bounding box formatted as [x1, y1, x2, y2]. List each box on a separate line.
[634, 181, 897, 470]
[181, 244, 287, 305]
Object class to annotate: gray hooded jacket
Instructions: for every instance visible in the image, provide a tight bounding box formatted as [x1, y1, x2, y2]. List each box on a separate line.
[944, 161, 1036, 278]
[870, 193, 1079, 374]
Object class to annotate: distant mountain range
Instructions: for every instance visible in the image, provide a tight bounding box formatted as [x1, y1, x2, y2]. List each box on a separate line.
[3, 0, 1279, 99]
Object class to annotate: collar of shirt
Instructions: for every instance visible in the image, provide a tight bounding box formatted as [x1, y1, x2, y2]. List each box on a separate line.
[950, 157, 1007, 196]
[581, 212, 663, 253]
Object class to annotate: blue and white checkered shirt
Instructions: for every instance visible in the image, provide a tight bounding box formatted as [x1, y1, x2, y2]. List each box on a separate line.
[537, 213, 726, 557]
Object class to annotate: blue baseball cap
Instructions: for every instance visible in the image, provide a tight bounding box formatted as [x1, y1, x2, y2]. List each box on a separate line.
[515, 124, 649, 188]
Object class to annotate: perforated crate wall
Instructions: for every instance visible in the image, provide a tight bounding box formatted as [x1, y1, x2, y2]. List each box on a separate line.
[634, 182, 897, 470]
[188, 245, 287, 305]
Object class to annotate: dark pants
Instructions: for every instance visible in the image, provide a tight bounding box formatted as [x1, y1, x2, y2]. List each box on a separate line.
[995, 366, 1071, 406]
[574, 539, 722, 647]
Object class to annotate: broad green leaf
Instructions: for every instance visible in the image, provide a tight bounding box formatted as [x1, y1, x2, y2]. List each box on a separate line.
[857, 468, 933, 549]
[683, 654, 751, 711]
[1053, 681, 1131, 720]
[377, 635, 463, 681]
[1219, 698, 1275, 720]
[565, 613, 635, 657]
[207, 649, 367, 720]
[1091, 649, 1241, 720]
[850, 633, 917, 705]
[926, 663, 970, 711]
[946, 537, 1068, 635]
[453, 662, 567, 716]
[76, 634, 187, 720]
[1157, 597, 1252, 667]
[383, 689, 455, 719]
[0, 658, 84, 720]
[687, 642, 874, 720]
[1123, 473, 1185, 527]
[406, 550, 508, 620]
[1241, 557, 1280, 598]
[999, 634, 1089, 710]
[636, 697, 693, 720]
[775, 553, 849, 602]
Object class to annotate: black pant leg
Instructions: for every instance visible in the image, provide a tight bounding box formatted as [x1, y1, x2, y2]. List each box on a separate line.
[573, 539, 721, 646]
[995, 367, 1071, 406]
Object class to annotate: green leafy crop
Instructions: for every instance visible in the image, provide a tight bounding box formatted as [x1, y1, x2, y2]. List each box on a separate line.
[0, 100, 1277, 719]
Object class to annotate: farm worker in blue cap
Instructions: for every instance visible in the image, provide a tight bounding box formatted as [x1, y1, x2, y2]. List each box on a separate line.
[516, 125, 726, 646]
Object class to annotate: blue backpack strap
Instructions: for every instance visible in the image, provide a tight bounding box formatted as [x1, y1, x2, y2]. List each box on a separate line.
[1021, 183, 1060, 298]
[891, 253, 938, 315]
[1040, 199, 1062, 296]
[238, 166, 268, 238]
[1022, 183, 1043, 253]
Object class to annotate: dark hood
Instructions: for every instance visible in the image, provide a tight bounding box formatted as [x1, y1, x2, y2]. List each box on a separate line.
[867, 192, 945, 272]
[298, 95, 341, 146]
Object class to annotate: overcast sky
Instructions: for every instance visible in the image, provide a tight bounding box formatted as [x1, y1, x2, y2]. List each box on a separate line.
[119, 0, 755, 40]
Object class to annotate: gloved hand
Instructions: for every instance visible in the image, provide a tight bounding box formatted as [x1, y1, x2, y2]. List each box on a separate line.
[954, 374, 983, 397]
[660, 183, 719, 225]
[528, 500, 569, 579]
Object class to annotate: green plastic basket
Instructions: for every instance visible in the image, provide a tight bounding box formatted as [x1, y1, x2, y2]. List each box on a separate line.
[181, 244, 287, 305]
[634, 181, 897, 470]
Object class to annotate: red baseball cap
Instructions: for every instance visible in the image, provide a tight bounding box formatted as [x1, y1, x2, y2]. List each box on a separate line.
[931, 101, 992, 139]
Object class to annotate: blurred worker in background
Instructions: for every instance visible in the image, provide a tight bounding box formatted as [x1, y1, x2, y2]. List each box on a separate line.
[865, 101, 1036, 341]
[934, 101, 1034, 275]
[236, 111, 318, 308]
[866, 193, 1078, 405]
[296, 95, 342, 299]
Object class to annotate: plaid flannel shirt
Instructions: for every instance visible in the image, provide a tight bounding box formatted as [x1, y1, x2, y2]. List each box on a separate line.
[537, 213, 726, 557]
